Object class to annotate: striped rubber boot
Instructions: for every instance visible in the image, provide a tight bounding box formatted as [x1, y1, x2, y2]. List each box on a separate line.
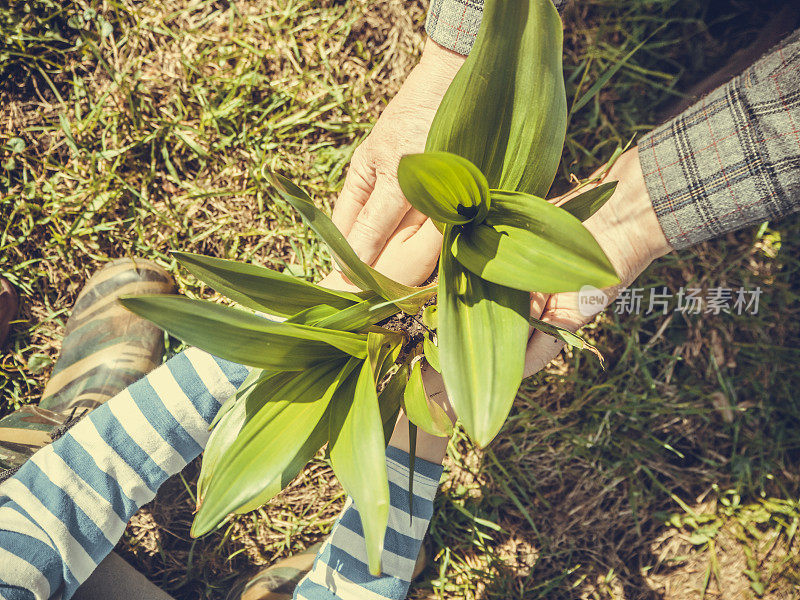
[0, 259, 175, 473]
[232, 543, 427, 600]
[234, 544, 323, 600]
[0, 277, 17, 348]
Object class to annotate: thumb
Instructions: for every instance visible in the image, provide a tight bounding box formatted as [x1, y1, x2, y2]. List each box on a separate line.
[317, 271, 361, 293]
[523, 292, 589, 379]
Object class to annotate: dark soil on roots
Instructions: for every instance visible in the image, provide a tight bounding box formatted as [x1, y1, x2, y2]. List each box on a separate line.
[377, 293, 436, 363]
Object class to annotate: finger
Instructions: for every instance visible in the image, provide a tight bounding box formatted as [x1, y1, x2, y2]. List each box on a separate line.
[332, 152, 375, 238]
[382, 207, 428, 245]
[527, 292, 549, 339]
[321, 211, 437, 292]
[346, 176, 410, 266]
[523, 293, 587, 378]
[317, 271, 361, 293]
[372, 217, 443, 286]
[523, 331, 565, 379]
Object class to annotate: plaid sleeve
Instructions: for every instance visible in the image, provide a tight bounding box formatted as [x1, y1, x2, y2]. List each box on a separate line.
[425, 0, 567, 56]
[638, 29, 800, 250]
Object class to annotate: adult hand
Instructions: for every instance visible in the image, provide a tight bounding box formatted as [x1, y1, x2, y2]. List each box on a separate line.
[523, 149, 673, 377]
[329, 39, 465, 287]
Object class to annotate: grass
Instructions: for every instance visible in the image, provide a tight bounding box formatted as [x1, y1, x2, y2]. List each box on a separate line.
[2, 0, 800, 598]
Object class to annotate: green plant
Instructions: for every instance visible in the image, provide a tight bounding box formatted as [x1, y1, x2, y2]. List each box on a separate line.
[120, 0, 619, 574]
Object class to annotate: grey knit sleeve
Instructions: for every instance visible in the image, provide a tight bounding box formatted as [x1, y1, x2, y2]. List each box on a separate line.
[638, 29, 800, 250]
[425, 0, 567, 56]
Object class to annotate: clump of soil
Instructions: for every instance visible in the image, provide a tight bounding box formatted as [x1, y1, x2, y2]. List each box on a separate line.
[378, 299, 432, 359]
[377, 272, 438, 362]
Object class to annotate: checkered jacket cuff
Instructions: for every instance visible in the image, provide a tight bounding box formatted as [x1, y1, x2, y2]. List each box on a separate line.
[639, 29, 800, 250]
[426, 0, 567, 56]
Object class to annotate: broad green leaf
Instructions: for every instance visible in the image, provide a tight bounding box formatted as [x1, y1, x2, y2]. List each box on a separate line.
[423, 335, 441, 373]
[119, 295, 368, 370]
[426, 0, 566, 197]
[271, 174, 435, 314]
[173, 251, 362, 317]
[422, 305, 437, 330]
[367, 287, 439, 313]
[403, 360, 452, 437]
[288, 295, 398, 332]
[438, 228, 529, 446]
[208, 366, 265, 429]
[198, 394, 246, 506]
[367, 331, 402, 381]
[231, 411, 331, 514]
[397, 152, 490, 225]
[529, 316, 604, 367]
[192, 359, 355, 536]
[317, 299, 399, 332]
[452, 190, 619, 294]
[284, 304, 342, 326]
[559, 182, 617, 222]
[199, 370, 289, 501]
[379, 364, 408, 445]
[328, 358, 390, 575]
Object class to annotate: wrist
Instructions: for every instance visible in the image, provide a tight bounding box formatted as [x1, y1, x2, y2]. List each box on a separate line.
[414, 38, 466, 89]
[581, 149, 672, 288]
[614, 149, 672, 263]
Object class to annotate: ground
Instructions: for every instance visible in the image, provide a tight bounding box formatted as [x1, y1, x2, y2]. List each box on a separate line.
[1, 0, 800, 598]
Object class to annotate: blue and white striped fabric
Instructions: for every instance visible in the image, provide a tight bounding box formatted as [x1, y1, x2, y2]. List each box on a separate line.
[294, 447, 442, 600]
[0, 348, 442, 600]
[0, 348, 248, 600]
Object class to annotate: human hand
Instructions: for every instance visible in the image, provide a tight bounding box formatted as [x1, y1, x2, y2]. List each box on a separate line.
[329, 39, 465, 287]
[523, 149, 672, 377]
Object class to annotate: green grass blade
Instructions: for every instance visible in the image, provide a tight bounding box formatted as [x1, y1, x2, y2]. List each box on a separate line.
[569, 24, 664, 117]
